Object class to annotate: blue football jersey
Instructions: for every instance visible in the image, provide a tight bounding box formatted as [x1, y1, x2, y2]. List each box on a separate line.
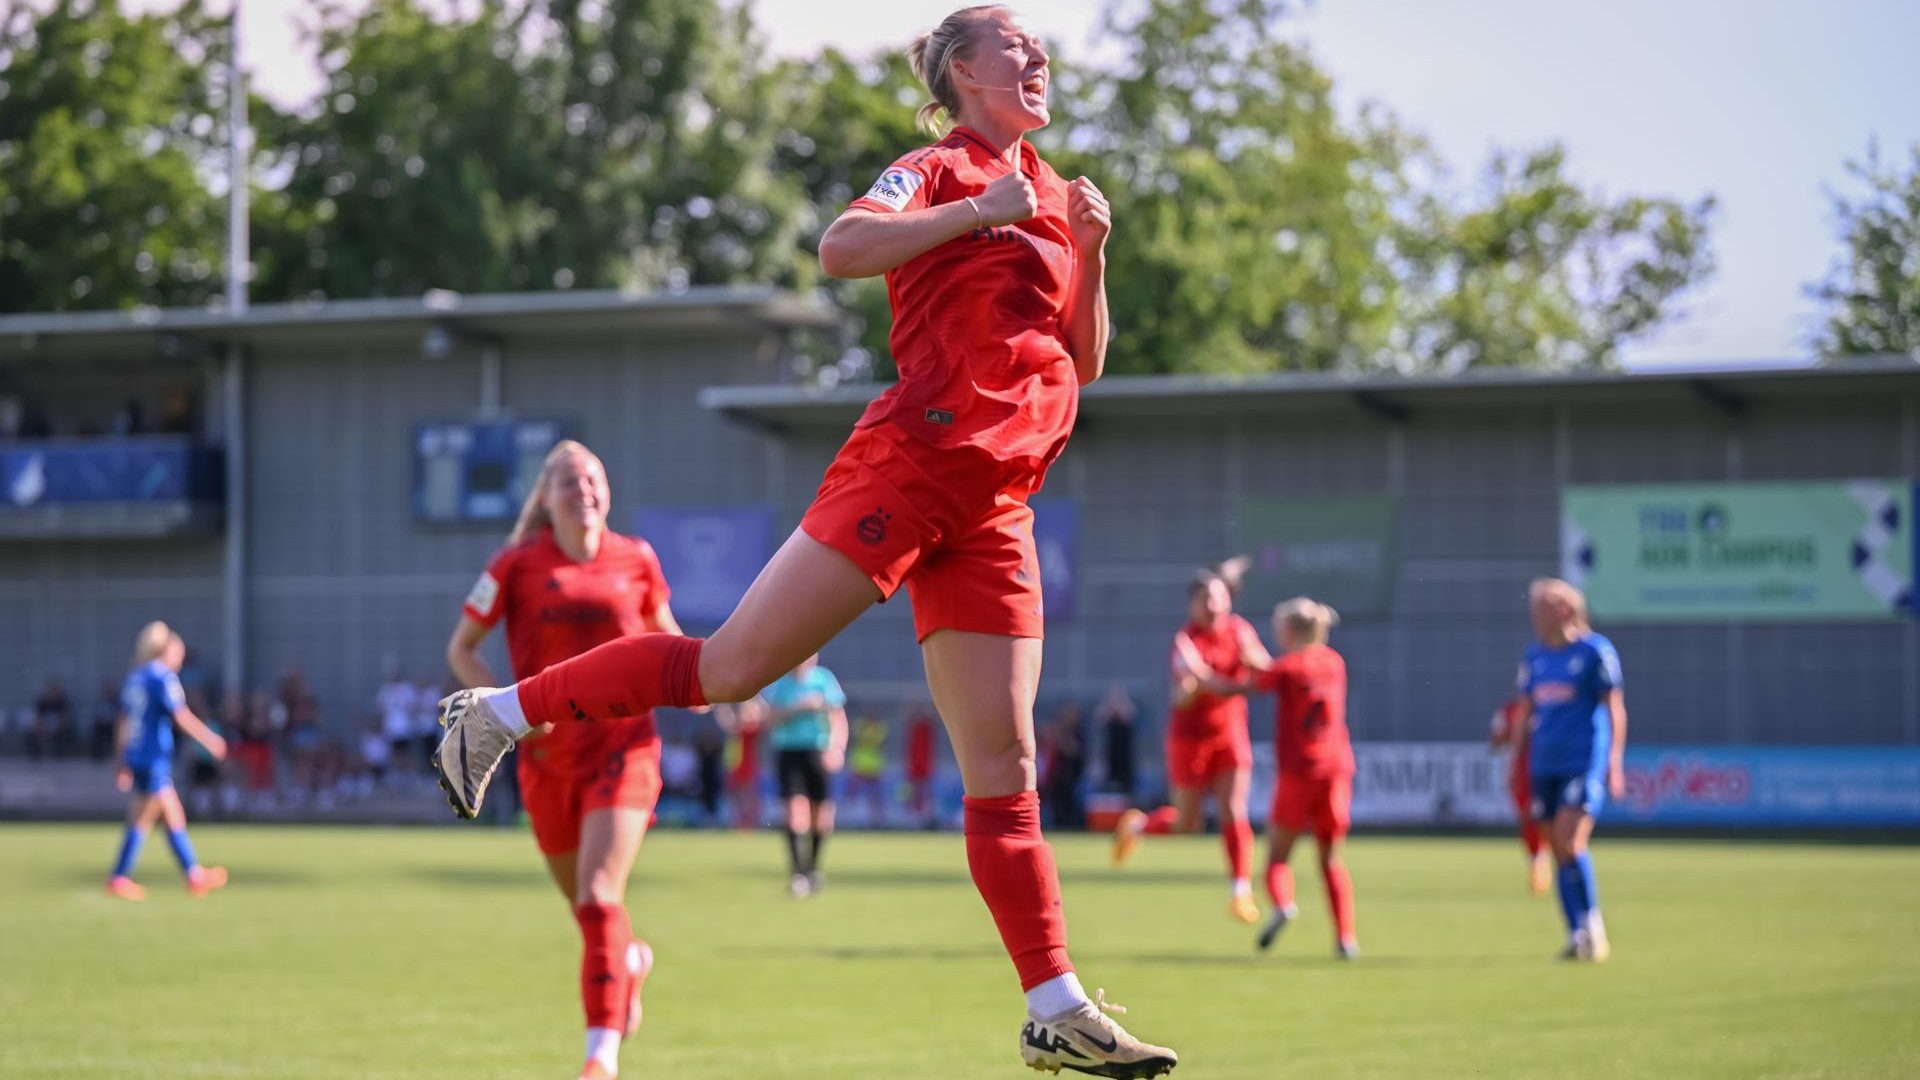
[1519, 632, 1622, 778]
[121, 660, 184, 768]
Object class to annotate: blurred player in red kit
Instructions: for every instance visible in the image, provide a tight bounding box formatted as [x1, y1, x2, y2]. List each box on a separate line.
[432, 7, 1175, 1075]
[1112, 560, 1270, 925]
[1251, 598, 1359, 959]
[446, 441, 687, 1080]
[906, 706, 939, 828]
[1492, 695, 1553, 895]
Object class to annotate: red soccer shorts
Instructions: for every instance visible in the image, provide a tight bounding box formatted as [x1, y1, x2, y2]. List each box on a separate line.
[517, 732, 662, 857]
[1269, 773, 1353, 844]
[800, 423, 1045, 641]
[1166, 730, 1252, 791]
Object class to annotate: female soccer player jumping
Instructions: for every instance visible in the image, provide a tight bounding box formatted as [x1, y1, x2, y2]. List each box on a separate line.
[1249, 599, 1358, 958]
[105, 622, 229, 901]
[1516, 578, 1628, 962]
[447, 440, 686, 1080]
[433, 7, 1174, 1076]
[1112, 562, 1270, 925]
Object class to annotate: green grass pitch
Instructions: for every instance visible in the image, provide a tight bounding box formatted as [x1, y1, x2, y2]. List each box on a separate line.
[2, 824, 1916, 1078]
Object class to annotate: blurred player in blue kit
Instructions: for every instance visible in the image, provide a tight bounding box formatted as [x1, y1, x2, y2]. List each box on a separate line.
[1514, 579, 1628, 961]
[105, 621, 230, 901]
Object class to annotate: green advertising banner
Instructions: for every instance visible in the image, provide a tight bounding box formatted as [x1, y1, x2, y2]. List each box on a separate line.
[1239, 495, 1398, 616]
[1562, 481, 1913, 621]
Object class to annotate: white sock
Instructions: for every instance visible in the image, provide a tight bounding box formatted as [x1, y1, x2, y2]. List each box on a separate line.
[485, 685, 531, 738]
[1231, 878, 1252, 898]
[1025, 972, 1091, 1017]
[584, 1027, 621, 1074]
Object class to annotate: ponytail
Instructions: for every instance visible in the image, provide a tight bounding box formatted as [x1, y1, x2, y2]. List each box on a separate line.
[908, 6, 1005, 135]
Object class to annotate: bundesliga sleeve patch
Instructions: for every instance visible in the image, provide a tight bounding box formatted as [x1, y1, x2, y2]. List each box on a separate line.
[465, 571, 501, 616]
[860, 166, 925, 212]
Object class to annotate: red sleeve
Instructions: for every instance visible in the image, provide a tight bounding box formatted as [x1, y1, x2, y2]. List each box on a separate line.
[461, 548, 514, 628]
[1253, 655, 1292, 695]
[848, 148, 947, 215]
[635, 539, 671, 611]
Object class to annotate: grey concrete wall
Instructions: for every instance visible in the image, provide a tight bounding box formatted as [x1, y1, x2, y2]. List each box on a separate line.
[6, 351, 1915, 751]
[767, 392, 1920, 749]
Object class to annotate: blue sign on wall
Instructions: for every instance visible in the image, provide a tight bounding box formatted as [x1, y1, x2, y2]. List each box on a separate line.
[634, 506, 774, 625]
[1605, 747, 1920, 828]
[1031, 498, 1077, 622]
[4, 440, 222, 506]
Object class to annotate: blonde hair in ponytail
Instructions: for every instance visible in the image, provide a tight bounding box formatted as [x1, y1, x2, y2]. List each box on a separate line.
[132, 620, 174, 668]
[1275, 597, 1339, 646]
[907, 5, 1007, 135]
[1529, 577, 1591, 636]
[507, 439, 605, 546]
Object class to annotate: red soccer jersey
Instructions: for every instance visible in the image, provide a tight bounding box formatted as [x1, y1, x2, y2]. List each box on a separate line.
[848, 127, 1080, 475]
[1257, 644, 1354, 779]
[1168, 615, 1256, 741]
[462, 529, 671, 768]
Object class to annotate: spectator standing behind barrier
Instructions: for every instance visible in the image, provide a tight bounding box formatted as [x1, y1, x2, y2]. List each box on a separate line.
[693, 714, 726, 825]
[34, 678, 74, 758]
[1093, 683, 1137, 797]
[376, 666, 417, 785]
[412, 678, 444, 775]
[1040, 702, 1086, 829]
[905, 707, 937, 829]
[845, 717, 889, 828]
[89, 680, 120, 761]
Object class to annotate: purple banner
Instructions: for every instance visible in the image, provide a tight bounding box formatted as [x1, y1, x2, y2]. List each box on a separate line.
[1031, 498, 1077, 622]
[634, 506, 774, 624]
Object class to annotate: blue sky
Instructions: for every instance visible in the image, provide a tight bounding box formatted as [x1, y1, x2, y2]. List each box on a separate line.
[159, 0, 1920, 366]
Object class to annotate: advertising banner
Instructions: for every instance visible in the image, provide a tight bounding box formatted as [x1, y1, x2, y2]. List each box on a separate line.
[1250, 743, 1920, 829]
[1239, 495, 1399, 616]
[634, 506, 774, 624]
[1031, 498, 1078, 622]
[1606, 747, 1920, 828]
[1562, 481, 1913, 621]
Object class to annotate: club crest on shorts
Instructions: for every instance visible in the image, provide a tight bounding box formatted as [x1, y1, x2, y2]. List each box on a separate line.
[857, 507, 891, 545]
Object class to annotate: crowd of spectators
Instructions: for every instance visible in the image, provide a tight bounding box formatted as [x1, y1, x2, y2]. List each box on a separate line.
[6, 662, 1157, 830]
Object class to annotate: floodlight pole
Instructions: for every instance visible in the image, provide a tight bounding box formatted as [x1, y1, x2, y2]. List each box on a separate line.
[222, 0, 249, 703]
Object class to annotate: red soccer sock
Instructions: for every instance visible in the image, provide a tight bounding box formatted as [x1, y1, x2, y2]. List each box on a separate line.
[964, 791, 1073, 991]
[1223, 817, 1253, 882]
[1520, 819, 1545, 859]
[574, 902, 635, 1031]
[1265, 862, 1295, 909]
[1143, 806, 1179, 835]
[1323, 858, 1356, 944]
[520, 634, 706, 728]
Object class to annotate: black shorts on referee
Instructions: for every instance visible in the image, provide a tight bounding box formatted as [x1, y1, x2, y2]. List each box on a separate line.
[776, 749, 831, 803]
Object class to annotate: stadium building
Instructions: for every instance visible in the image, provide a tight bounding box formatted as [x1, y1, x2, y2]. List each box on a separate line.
[3, 289, 1917, 824]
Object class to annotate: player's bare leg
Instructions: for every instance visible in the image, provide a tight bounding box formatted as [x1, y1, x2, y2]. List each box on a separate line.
[1113, 786, 1197, 867]
[436, 531, 878, 817]
[924, 631, 1176, 1078]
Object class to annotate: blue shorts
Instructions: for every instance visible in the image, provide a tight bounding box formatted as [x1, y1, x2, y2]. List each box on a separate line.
[1530, 771, 1605, 822]
[126, 760, 173, 796]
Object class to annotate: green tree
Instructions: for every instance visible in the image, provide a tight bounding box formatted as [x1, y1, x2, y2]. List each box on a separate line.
[0, 0, 236, 312]
[766, 47, 927, 378]
[1812, 141, 1920, 358]
[256, 0, 808, 301]
[1044, 0, 1714, 375]
[1045, 0, 1408, 375]
[1399, 146, 1716, 372]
